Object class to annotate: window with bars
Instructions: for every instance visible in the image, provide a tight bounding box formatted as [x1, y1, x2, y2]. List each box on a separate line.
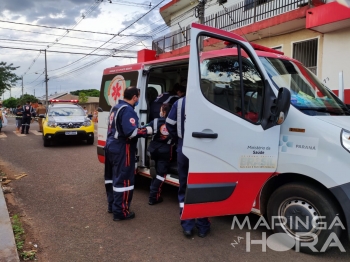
[292, 38, 318, 75]
[244, 0, 272, 10]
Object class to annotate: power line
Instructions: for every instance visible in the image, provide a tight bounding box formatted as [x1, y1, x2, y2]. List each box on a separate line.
[0, 46, 136, 57]
[0, 38, 139, 52]
[0, 19, 152, 37]
[48, 5, 196, 80]
[48, 0, 166, 73]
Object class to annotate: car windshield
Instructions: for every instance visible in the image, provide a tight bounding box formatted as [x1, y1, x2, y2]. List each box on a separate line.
[260, 57, 350, 116]
[49, 108, 85, 117]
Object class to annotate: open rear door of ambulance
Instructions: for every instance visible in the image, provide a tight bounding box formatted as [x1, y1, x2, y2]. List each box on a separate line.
[181, 23, 281, 219]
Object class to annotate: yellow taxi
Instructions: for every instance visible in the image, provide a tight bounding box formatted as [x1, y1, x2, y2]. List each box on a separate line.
[40, 100, 94, 147]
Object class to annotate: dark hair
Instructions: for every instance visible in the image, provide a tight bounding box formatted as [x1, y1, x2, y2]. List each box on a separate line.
[160, 103, 171, 118]
[38, 102, 43, 105]
[26, 101, 30, 104]
[124, 86, 139, 100]
[17, 105, 21, 108]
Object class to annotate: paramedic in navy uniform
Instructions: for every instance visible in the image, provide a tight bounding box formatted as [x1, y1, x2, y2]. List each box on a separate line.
[21, 101, 34, 134]
[166, 96, 211, 238]
[104, 86, 149, 221]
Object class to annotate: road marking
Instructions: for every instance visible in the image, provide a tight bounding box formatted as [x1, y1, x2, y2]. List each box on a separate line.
[13, 131, 26, 137]
[30, 130, 42, 136]
[0, 132, 7, 138]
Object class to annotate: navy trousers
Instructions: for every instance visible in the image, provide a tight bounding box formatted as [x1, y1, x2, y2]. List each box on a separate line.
[149, 148, 171, 202]
[105, 141, 136, 219]
[21, 117, 31, 133]
[177, 139, 211, 234]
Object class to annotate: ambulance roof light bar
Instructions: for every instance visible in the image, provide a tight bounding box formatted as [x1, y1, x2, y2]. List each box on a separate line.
[224, 41, 284, 55]
[49, 99, 79, 103]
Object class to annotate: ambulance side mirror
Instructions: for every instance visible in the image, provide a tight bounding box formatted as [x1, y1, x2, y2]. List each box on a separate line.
[273, 87, 291, 125]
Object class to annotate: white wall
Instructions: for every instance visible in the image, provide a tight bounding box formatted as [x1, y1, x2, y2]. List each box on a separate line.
[322, 28, 350, 90]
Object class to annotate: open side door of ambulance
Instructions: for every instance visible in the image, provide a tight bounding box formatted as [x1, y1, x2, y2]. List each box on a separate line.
[181, 23, 290, 219]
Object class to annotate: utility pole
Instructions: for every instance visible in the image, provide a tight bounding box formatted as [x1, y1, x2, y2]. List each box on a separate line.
[22, 76, 23, 97]
[10, 87, 11, 98]
[198, 0, 206, 51]
[44, 49, 48, 106]
[198, 0, 206, 25]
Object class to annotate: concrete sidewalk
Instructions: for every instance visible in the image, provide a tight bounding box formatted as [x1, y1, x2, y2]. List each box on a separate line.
[0, 188, 19, 262]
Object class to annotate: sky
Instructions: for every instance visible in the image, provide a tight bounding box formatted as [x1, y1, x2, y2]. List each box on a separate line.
[0, 0, 172, 100]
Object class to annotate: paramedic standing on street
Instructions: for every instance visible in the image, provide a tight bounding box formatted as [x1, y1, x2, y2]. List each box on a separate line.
[166, 96, 211, 238]
[21, 101, 34, 134]
[104, 86, 149, 221]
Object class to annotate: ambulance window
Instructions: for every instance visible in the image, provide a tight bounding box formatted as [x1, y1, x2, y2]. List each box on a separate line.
[200, 54, 263, 123]
[148, 84, 162, 94]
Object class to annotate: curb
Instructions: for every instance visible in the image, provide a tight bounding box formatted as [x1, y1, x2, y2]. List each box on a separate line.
[0, 188, 19, 262]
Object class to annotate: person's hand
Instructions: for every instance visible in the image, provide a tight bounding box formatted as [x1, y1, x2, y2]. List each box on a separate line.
[137, 128, 148, 136]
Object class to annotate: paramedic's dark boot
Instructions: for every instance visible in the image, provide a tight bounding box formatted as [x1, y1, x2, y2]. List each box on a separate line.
[149, 196, 163, 205]
[198, 229, 210, 238]
[21, 126, 25, 134]
[183, 229, 193, 238]
[149, 160, 156, 179]
[113, 211, 135, 221]
[26, 126, 30, 134]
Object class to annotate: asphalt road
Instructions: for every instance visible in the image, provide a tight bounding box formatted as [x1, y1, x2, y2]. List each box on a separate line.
[0, 117, 350, 261]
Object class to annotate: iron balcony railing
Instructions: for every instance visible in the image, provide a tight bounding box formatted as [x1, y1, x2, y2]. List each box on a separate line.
[152, 0, 325, 54]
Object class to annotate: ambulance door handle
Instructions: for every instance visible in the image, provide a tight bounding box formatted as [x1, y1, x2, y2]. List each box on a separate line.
[192, 132, 218, 139]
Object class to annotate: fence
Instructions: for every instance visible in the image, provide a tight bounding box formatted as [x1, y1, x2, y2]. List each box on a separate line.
[152, 0, 325, 54]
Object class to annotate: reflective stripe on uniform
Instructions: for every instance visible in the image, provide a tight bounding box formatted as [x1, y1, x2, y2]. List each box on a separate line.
[156, 175, 165, 181]
[129, 128, 138, 139]
[113, 104, 128, 139]
[177, 98, 183, 139]
[163, 95, 178, 104]
[179, 202, 184, 208]
[113, 185, 134, 192]
[153, 118, 158, 134]
[166, 118, 176, 125]
[105, 180, 113, 184]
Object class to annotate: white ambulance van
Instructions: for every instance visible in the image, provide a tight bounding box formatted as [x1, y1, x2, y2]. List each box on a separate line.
[97, 23, 350, 252]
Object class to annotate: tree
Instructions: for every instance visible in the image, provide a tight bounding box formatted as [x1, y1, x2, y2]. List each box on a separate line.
[0, 62, 21, 96]
[2, 97, 18, 108]
[71, 89, 100, 97]
[17, 94, 38, 106]
[78, 92, 88, 104]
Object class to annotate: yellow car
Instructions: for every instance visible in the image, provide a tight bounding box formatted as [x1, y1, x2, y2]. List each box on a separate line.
[40, 101, 94, 147]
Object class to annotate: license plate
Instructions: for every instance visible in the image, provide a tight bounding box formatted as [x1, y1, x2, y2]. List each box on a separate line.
[65, 131, 77, 135]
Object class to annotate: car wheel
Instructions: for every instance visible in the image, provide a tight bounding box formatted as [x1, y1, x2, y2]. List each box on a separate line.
[43, 138, 50, 147]
[267, 182, 343, 253]
[87, 136, 94, 145]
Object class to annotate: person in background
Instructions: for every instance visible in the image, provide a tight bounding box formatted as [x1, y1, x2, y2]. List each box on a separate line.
[92, 109, 98, 123]
[36, 102, 47, 132]
[142, 103, 172, 205]
[14, 105, 23, 133]
[83, 106, 88, 115]
[0, 103, 3, 133]
[21, 101, 34, 134]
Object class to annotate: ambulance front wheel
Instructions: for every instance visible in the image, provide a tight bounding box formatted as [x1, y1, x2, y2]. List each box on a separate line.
[267, 182, 342, 253]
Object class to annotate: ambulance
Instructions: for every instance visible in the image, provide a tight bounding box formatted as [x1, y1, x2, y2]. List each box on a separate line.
[97, 23, 350, 252]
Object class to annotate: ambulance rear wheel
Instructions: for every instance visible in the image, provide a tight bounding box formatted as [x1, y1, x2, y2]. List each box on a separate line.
[267, 182, 342, 253]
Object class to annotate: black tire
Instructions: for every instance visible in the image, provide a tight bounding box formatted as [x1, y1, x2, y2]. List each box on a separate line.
[43, 138, 50, 147]
[267, 182, 342, 253]
[87, 136, 94, 145]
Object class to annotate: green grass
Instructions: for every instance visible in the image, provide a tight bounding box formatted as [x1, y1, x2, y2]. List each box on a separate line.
[11, 214, 36, 260]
